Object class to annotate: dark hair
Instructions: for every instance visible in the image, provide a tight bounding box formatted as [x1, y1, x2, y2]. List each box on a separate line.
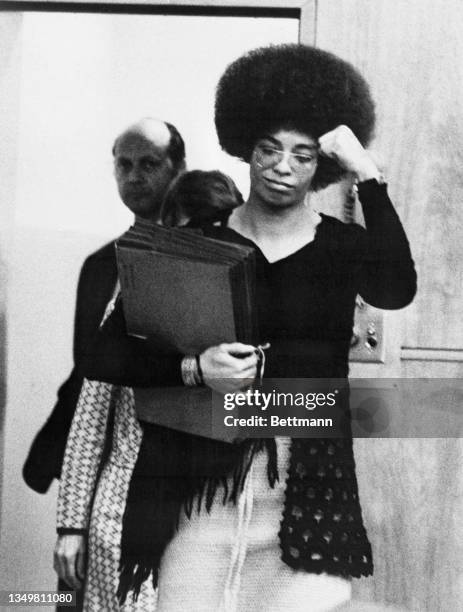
[161, 169, 243, 227]
[215, 44, 376, 191]
[165, 122, 186, 173]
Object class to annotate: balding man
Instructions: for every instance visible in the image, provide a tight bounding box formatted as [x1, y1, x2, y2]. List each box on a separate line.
[22, 118, 185, 607]
[24, 118, 185, 494]
[113, 118, 185, 222]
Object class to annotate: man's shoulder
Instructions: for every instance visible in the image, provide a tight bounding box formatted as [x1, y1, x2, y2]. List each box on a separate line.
[78, 240, 119, 285]
[82, 240, 117, 268]
[77, 239, 119, 297]
[86, 239, 117, 260]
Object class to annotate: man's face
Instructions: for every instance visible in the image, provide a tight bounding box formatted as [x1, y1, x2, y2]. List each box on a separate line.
[113, 131, 175, 220]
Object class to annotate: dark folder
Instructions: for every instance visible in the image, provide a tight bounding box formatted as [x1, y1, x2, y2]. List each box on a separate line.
[116, 222, 257, 441]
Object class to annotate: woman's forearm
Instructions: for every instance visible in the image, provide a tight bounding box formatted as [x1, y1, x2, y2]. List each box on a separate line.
[357, 179, 417, 309]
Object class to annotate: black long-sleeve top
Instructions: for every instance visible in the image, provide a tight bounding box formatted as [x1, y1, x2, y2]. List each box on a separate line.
[81, 180, 416, 386]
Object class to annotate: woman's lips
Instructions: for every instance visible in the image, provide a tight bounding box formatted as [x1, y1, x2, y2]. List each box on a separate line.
[263, 178, 293, 192]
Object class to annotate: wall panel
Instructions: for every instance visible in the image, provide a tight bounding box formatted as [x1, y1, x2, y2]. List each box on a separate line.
[316, 1, 463, 609]
[316, 0, 463, 350]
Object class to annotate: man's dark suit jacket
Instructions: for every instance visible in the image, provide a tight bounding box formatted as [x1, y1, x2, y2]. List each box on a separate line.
[23, 241, 118, 494]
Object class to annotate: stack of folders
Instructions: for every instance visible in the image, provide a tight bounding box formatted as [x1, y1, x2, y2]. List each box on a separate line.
[116, 219, 257, 441]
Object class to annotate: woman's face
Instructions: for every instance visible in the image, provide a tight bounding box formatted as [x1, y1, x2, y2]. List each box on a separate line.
[249, 129, 318, 209]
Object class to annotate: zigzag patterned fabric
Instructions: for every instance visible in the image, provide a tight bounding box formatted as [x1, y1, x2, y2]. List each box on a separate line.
[57, 291, 157, 610]
[56, 379, 114, 530]
[84, 385, 156, 610]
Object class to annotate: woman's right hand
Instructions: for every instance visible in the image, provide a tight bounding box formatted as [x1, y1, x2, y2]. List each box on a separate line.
[200, 342, 258, 393]
[53, 534, 86, 590]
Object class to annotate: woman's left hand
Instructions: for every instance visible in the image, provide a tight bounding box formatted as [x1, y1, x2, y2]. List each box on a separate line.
[318, 125, 381, 182]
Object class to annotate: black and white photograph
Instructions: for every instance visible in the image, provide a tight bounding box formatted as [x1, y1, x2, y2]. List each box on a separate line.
[0, 1, 462, 611]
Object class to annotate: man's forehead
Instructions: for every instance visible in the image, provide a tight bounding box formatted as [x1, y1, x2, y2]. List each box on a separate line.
[115, 121, 170, 156]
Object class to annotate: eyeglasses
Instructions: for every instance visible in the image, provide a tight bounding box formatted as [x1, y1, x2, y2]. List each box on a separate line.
[254, 144, 318, 173]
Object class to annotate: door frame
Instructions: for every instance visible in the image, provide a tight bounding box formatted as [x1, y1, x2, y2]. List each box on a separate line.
[0, 0, 317, 43]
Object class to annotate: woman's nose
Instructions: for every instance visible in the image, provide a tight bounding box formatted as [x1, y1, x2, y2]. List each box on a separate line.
[272, 151, 292, 174]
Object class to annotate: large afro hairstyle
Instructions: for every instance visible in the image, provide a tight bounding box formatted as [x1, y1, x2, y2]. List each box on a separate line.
[215, 44, 376, 191]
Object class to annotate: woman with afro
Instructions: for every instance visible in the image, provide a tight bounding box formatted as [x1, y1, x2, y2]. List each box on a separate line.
[80, 44, 416, 611]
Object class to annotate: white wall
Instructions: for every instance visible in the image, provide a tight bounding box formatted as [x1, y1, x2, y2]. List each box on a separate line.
[0, 10, 297, 603]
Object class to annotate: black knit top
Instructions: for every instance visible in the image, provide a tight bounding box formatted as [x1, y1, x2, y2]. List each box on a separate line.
[223, 179, 415, 578]
[83, 179, 416, 582]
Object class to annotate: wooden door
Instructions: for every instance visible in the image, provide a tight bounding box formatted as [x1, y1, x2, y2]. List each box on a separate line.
[314, 1, 463, 609]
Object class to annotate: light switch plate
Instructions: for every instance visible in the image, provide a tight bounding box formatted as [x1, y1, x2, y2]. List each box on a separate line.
[349, 297, 385, 363]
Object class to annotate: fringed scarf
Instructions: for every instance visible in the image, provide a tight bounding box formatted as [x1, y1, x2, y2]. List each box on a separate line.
[117, 423, 278, 605]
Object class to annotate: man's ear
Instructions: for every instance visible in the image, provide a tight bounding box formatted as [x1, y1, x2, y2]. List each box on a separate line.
[175, 160, 187, 175]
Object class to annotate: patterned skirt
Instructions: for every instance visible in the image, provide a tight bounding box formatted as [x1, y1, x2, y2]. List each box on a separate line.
[84, 454, 158, 612]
